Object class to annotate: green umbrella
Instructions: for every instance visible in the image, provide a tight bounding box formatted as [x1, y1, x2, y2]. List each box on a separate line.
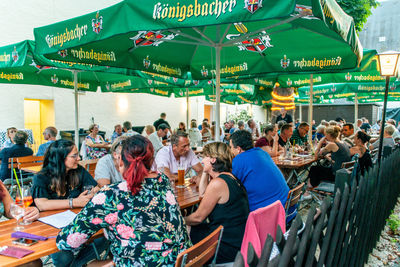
[34, 0, 362, 139]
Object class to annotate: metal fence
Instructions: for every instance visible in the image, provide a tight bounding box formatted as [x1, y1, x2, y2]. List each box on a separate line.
[234, 149, 400, 267]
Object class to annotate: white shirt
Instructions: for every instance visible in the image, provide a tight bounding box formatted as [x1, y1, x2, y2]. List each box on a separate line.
[148, 131, 163, 155]
[188, 128, 202, 146]
[154, 145, 200, 174]
[123, 130, 139, 137]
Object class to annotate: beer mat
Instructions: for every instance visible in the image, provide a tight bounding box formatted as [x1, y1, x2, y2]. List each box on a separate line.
[0, 246, 34, 258]
[11, 232, 48, 241]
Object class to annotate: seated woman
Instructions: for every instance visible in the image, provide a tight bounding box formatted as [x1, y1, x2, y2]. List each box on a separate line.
[350, 131, 373, 176]
[188, 121, 202, 147]
[255, 124, 281, 157]
[201, 122, 212, 142]
[56, 135, 191, 266]
[174, 122, 187, 134]
[32, 139, 103, 267]
[85, 124, 109, 159]
[2, 127, 17, 149]
[185, 142, 249, 263]
[308, 126, 351, 187]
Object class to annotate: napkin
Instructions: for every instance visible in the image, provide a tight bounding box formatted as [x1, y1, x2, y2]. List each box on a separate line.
[0, 246, 34, 258]
[11, 232, 48, 241]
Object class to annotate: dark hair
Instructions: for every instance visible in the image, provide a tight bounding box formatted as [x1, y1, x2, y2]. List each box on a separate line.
[123, 121, 132, 130]
[45, 126, 58, 137]
[231, 130, 254, 151]
[160, 112, 166, 118]
[277, 120, 286, 130]
[39, 139, 80, 197]
[120, 135, 154, 195]
[281, 124, 292, 133]
[264, 124, 275, 135]
[157, 123, 169, 131]
[171, 132, 189, 146]
[343, 123, 354, 130]
[14, 131, 28, 145]
[335, 117, 344, 122]
[298, 122, 309, 129]
[356, 131, 371, 144]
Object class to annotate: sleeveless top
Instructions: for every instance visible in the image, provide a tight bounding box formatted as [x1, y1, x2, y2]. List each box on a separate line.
[86, 135, 108, 160]
[207, 174, 250, 262]
[331, 141, 351, 172]
[358, 149, 372, 175]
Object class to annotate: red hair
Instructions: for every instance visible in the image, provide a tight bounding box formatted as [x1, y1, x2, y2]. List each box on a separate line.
[121, 135, 154, 195]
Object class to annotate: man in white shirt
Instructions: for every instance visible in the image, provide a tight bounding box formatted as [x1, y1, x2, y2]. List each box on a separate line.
[155, 132, 203, 183]
[148, 123, 169, 155]
[94, 136, 128, 187]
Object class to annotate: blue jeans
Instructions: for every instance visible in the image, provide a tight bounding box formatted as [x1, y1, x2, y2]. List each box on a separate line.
[51, 237, 109, 267]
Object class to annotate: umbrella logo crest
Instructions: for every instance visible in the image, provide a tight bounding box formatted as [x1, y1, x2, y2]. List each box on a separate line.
[208, 80, 212, 85]
[173, 77, 178, 83]
[131, 31, 177, 48]
[193, 80, 199, 86]
[148, 80, 153, 85]
[286, 79, 292, 87]
[179, 90, 183, 96]
[201, 66, 208, 77]
[51, 74, 58, 84]
[244, 0, 263, 14]
[254, 78, 259, 83]
[12, 46, 18, 62]
[92, 11, 103, 34]
[331, 85, 336, 92]
[58, 49, 68, 58]
[390, 83, 396, 91]
[105, 82, 110, 90]
[227, 23, 272, 53]
[345, 72, 352, 81]
[143, 56, 151, 69]
[280, 55, 290, 69]
[150, 88, 154, 92]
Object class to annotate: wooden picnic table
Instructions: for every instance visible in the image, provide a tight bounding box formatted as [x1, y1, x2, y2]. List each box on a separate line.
[0, 208, 102, 267]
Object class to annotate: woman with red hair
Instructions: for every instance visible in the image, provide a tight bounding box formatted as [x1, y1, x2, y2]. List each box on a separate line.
[56, 135, 191, 266]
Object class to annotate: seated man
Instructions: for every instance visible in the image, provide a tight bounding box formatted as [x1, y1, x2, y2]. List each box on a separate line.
[290, 122, 309, 146]
[155, 132, 203, 183]
[94, 136, 127, 187]
[148, 123, 169, 155]
[230, 130, 289, 212]
[0, 131, 33, 181]
[36, 126, 57, 156]
[110, 124, 123, 143]
[278, 124, 293, 147]
[369, 124, 396, 151]
[122, 121, 139, 136]
[341, 123, 355, 147]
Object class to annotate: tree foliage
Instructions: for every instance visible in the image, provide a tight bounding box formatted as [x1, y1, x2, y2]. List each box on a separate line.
[336, 0, 380, 32]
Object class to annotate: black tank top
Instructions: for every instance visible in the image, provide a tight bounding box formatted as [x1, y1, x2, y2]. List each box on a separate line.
[207, 174, 250, 262]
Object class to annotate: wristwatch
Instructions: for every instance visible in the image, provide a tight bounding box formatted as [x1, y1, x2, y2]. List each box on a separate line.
[69, 198, 73, 209]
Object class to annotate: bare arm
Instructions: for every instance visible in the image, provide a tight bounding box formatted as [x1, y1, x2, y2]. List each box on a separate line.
[190, 162, 204, 184]
[86, 137, 109, 149]
[163, 167, 178, 182]
[96, 178, 111, 188]
[34, 191, 92, 211]
[1, 181, 13, 218]
[185, 178, 225, 225]
[198, 172, 210, 197]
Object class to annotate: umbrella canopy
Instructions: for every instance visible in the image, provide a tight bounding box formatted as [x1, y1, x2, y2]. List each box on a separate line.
[34, 0, 362, 139]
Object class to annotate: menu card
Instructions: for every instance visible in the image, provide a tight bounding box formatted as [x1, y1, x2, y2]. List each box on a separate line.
[38, 210, 77, 229]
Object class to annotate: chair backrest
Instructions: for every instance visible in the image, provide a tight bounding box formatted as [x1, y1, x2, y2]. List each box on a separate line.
[78, 159, 99, 178]
[16, 155, 44, 168]
[285, 182, 305, 211]
[341, 160, 355, 169]
[175, 225, 224, 267]
[7, 157, 18, 169]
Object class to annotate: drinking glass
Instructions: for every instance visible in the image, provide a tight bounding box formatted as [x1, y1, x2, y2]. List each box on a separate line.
[176, 165, 186, 188]
[10, 203, 25, 231]
[83, 185, 94, 194]
[16, 186, 33, 225]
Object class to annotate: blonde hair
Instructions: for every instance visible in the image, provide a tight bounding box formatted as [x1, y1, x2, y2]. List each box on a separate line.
[143, 125, 155, 135]
[384, 124, 396, 136]
[325, 126, 341, 139]
[202, 142, 233, 172]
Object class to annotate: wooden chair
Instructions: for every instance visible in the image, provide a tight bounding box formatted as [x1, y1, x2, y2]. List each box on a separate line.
[285, 182, 305, 224]
[175, 225, 224, 267]
[79, 159, 99, 178]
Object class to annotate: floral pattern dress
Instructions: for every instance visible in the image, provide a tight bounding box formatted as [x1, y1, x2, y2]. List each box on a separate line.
[86, 135, 108, 159]
[57, 173, 192, 266]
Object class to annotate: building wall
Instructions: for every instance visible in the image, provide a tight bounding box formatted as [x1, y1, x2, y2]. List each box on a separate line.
[297, 104, 380, 125]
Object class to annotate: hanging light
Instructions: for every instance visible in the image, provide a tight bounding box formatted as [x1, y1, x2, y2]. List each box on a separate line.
[377, 51, 400, 76]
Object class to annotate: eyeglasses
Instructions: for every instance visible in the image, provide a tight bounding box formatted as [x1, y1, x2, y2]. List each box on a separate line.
[67, 154, 80, 159]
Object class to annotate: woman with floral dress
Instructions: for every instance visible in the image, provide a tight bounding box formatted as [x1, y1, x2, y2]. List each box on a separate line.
[85, 124, 110, 159]
[57, 135, 191, 266]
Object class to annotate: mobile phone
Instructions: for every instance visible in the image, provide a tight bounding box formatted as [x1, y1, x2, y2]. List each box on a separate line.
[12, 238, 38, 247]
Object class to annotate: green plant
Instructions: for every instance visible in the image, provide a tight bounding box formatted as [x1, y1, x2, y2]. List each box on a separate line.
[387, 214, 400, 235]
[227, 110, 252, 124]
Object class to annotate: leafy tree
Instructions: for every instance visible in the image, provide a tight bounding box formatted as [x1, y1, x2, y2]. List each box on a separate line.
[228, 110, 252, 124]
[336, 0, 380, 32]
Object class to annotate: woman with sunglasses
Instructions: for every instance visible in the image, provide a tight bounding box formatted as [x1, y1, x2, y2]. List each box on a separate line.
[32, 139, 105, 267]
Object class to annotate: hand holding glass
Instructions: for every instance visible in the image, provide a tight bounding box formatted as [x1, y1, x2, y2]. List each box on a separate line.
[10, 203, 25, 231]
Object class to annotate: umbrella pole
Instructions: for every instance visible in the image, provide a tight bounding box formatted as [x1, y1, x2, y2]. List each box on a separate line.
[308, 74, 313, 144]
[73, 70, 79, 147]
[299, 104, 302, 122]
[215, 46, 221, 141]
[354, 93, 358, 124]
[377, 76, 390, 166]
[186, 87, 189, 131]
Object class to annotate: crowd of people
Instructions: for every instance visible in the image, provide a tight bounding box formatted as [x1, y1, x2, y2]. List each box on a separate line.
[0, 110, 399, 265]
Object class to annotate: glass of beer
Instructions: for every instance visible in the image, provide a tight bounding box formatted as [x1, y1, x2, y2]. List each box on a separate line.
[176, 166, 185, 188]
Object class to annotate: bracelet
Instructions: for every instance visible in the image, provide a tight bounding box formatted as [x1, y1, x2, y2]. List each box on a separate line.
[69, 198, 73, 209]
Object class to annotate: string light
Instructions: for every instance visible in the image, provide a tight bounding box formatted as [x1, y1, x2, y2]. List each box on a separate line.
[271, 100, 296, 106]
[271, 91, 295, 100]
